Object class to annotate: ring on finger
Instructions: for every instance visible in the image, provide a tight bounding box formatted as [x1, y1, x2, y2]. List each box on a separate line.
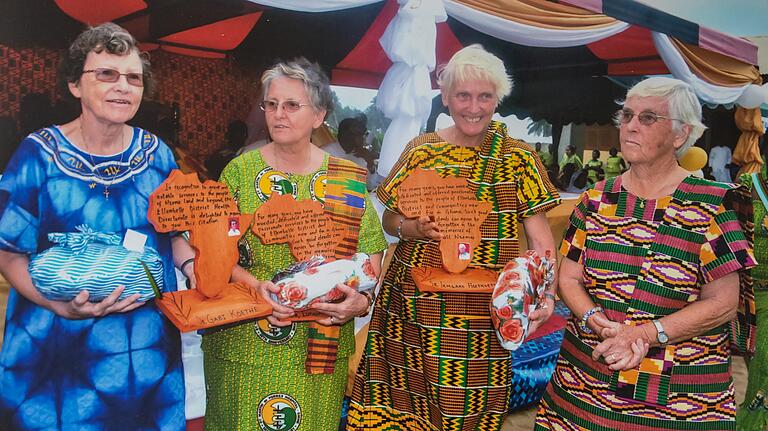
[330, 316, 335, 324]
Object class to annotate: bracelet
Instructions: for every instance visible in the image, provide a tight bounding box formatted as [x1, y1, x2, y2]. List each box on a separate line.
[579, 305, 603, 334]
[543, 292, 556, 301]
[357, 290, 375, 317]
[179, 257, 195, 276]
[396, 216, 406, 240]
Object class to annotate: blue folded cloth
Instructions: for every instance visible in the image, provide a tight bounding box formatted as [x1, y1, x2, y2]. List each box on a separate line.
[29, 224, 164, 302]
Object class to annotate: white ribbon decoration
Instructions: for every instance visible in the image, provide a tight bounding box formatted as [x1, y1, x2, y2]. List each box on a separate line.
[376, 0, 447, 177]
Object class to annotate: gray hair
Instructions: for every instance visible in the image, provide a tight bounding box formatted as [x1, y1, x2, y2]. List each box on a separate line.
[623, 76, 707, 157]
[437, 44, 512, 101]
[60, 22, 153, 95]
[260, 58, 334, 118]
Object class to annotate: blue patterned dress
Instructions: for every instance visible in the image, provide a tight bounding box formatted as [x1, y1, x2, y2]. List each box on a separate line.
[0, 126, 185, 430]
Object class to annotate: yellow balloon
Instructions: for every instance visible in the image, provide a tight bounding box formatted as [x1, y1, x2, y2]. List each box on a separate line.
[678, 146, 707, 171]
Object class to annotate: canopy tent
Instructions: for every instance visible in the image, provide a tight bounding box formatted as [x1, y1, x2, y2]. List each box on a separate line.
[2, 0, 765, 173]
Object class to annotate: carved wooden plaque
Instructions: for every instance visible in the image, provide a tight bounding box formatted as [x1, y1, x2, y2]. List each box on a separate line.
[398, 168, 492, 273]
[252, 193, 344, 261]
[148, 170, 271, 331]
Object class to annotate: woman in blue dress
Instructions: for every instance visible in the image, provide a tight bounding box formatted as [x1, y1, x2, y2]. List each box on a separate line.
[0, 23, 194, 430]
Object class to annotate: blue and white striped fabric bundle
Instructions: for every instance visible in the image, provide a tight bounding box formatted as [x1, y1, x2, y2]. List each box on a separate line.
[29, 225, 164, 302]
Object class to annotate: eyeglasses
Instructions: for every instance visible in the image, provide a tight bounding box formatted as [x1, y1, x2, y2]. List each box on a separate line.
[615, 109, 681, 126]
[82, 68, 144, 87]
[260, 100, 310, 113]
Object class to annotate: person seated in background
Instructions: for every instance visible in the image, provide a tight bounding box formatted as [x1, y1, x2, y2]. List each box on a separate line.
[604, 146, 627, 179]
[559, 144, 583, 170]
[240, 103, 270, 154]
[535, 142, 554, 170]
[584, 149, 604, 185]
[558, 162, 589, 193]
[325, 116, 377, 173]
[205, 120, 248, 180]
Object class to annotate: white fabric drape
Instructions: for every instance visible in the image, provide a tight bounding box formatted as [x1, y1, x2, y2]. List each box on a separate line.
[376, 0, 447, 177]
[443, 0, 629, 47]
[651, 32, 759, 106]
[246, 0, 381, 12]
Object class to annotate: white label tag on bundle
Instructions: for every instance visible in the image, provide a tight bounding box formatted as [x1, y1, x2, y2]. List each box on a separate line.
[123, 229, 147, 253]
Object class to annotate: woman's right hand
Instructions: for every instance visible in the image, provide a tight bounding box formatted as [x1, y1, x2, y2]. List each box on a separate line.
[253, 279, 295, 327]
[47, 286, 143, 319]
[588, 312, 618, 340]
[411, 215, 442, 240]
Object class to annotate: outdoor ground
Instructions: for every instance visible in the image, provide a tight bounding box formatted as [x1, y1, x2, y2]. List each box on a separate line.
[0, 277, 747, 430]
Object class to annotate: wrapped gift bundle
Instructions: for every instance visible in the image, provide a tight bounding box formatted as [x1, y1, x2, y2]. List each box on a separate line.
[490, 250, 554, 351]
[29, 225, 164, 302]
[272, 253, 377, 310]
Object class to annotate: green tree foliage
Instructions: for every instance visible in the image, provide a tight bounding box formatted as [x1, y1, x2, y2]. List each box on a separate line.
[527, 119, 552, 137]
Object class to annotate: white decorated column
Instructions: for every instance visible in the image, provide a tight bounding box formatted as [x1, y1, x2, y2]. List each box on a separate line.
[376, 0, 446, 177]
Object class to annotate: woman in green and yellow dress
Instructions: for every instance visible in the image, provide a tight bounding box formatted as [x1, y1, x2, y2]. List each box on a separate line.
[202, 59, 387, 430]
[604, 146, 627, 179]
[738, 160, 768, 431]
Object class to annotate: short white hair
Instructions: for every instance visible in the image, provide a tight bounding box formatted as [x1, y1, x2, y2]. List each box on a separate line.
[624, 76, 707, 157]
[437, 44, 512, 101]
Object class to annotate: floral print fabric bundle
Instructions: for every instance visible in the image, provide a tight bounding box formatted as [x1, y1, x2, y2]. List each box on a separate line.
[490, 250, 554, 351]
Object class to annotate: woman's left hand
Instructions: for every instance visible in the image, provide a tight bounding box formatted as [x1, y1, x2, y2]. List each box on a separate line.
[310, 283, 368, 326]
[527, 296, 555, 334]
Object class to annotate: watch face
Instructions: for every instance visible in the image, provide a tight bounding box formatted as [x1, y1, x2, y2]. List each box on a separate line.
[658, 332, 669, 343]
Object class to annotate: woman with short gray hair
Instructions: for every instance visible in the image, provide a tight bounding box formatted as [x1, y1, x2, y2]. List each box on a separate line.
[348, 44, 559, 431]
[536, 76, 755, 430]
[201, 58, 387, 430]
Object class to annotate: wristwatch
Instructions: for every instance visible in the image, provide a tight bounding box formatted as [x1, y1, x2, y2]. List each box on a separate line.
[652, 319, 669, 346]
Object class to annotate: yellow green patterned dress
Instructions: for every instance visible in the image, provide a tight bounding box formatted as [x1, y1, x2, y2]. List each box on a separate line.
[738, 167, 768, 431]
[348, 121, 560, 431]
[202, 150, 387, 431]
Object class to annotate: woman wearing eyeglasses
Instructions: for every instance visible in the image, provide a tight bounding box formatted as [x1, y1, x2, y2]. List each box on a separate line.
[536, 76, 756, 430]
[201, 58, 386, 430]
[0, 23, 194, 430]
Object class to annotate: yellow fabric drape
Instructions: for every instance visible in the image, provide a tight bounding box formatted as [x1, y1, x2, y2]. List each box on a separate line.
[670, 38, 761, 87]
[456, 0, 618, 29]
[733, 106, 766, 176]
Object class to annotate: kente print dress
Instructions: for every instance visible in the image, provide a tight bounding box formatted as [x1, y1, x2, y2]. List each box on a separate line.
[536, 175, 755, 431]
[0, 127, 185, 430]
[348, 121, 560, 431]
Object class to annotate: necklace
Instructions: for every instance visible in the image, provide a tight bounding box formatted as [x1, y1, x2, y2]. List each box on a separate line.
[81, 121, 127, 199]
[623, 171, 683, 209]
